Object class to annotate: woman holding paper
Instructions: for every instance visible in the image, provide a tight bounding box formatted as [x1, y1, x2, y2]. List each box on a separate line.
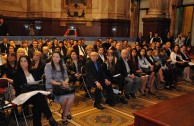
[13, 55, 58, 126]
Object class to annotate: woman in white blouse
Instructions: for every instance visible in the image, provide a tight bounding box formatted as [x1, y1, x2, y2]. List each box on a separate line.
[13, 55, 58, 126]
[170, 45, 191, 82]
[138, 48, 156, 95]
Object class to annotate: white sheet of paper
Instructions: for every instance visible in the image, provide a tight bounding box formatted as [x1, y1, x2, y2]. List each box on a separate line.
[27, 80, 42, 85]
[188, 62, 194, 66]
[113, 74, 121, 77]
[12, 90, 50, 105]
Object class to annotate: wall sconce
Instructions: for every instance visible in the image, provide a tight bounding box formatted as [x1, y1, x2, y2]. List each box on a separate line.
[24, 24, 29, 29]
[35, 25, 41, 30]
[112, 27, 117, 31]
[70, 26, 74, 29]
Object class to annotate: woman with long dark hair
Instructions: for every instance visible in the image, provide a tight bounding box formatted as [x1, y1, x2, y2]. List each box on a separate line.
[13, 55, 58, 126]
[129, 48, 148, 95]
[66, 50, 83, 83]
[138, 48, 155, 95]
[45, 51, 74, 124]
[170, 45, 191, 82]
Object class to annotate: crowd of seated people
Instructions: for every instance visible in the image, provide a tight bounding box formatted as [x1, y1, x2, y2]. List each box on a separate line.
[0, 32, 193, 116]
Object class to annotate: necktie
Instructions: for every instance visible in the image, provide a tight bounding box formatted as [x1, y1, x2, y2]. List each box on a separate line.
[95, 63, 98, 71]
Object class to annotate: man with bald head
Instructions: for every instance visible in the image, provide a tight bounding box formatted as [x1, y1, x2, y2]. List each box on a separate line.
[85, 52, 115, 110]
[115, 49, 140, 99]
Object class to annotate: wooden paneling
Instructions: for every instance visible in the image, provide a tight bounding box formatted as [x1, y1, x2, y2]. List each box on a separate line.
[142, 18, 170, 39]
[4, 18, 130, 37]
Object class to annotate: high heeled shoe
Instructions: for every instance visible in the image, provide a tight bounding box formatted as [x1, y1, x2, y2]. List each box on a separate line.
[67, 114, 72, 120]
[138, 89, 146, 96]
[148, 90, 155, 96]
[62, 115, 69, 125]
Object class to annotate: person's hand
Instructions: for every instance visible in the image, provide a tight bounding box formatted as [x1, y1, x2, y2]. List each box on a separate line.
[96, 82, 103, 90]
[155, 62, 160, 66]
[129, 74, 135, 79]
[105, 79, 111, 86]
[75, 73, 81, 79]
[178, 61, 184, 64]
[62, 80, 69, 88]
[167, 59, 172, 62]
[136, 70, 143, 73]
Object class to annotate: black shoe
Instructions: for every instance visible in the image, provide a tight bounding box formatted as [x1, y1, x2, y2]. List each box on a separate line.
[67, 114, 72, 120]
[124, 93, 130, 99]
[138, 89, 146, 96]
[129, 93, 136, 98]
[108, 101, 115, 107]
[62, 120, 68, 125]
[170, 84, 176, 89]
[120, 97, 128, 104]
[85, 93, 90, 98]
[94, 103, 104, 110]
[49, 117, 59, 126]
[106, 99, 115, 107]
[148, 90, 155, 96]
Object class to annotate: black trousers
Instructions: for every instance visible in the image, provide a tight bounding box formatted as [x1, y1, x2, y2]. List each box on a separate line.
[94, 82, 115, 104]
[24, 93, 52, 126]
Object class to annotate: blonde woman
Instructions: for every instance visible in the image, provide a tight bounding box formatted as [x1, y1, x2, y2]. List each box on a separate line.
[16, 48, 25, 61]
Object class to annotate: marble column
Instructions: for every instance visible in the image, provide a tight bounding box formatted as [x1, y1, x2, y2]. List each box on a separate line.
[142, 0, 170, 39]
[165, 0, 170, 18]
[170, 0, 177, 35]
[144, 0, 165, 18]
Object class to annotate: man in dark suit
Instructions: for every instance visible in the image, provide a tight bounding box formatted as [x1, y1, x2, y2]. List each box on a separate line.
[28, 40, 41, 58]
[21, 40, 31, 56]
[85, 52, 115, 110]
[147, 31, 153, 43]
[165, 41, 172, 57]
[0, 38, 9, 53]
[73, 40, 85, 58]
[184, 32, 191, 46]
[42, 46, 52, 63]
[102, 38, 111, 51]
[115, 49, 140, 99]
[114, 42, 122, 59]
[136, 32, 144, 45]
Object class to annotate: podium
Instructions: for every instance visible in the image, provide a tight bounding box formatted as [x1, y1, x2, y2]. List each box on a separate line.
[133, 92, 194, 126]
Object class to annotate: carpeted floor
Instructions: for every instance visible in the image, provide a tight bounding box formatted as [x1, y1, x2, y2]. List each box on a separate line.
[3, 76, 194, 126]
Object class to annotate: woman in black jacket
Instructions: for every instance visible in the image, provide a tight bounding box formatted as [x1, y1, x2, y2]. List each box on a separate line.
[13, 55, 58, 126]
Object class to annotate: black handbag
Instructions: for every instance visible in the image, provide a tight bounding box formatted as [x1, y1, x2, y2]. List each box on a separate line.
[20, 81, 45, 93]
[52, 84, 75, 96]
[0, 93, 5, 107]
